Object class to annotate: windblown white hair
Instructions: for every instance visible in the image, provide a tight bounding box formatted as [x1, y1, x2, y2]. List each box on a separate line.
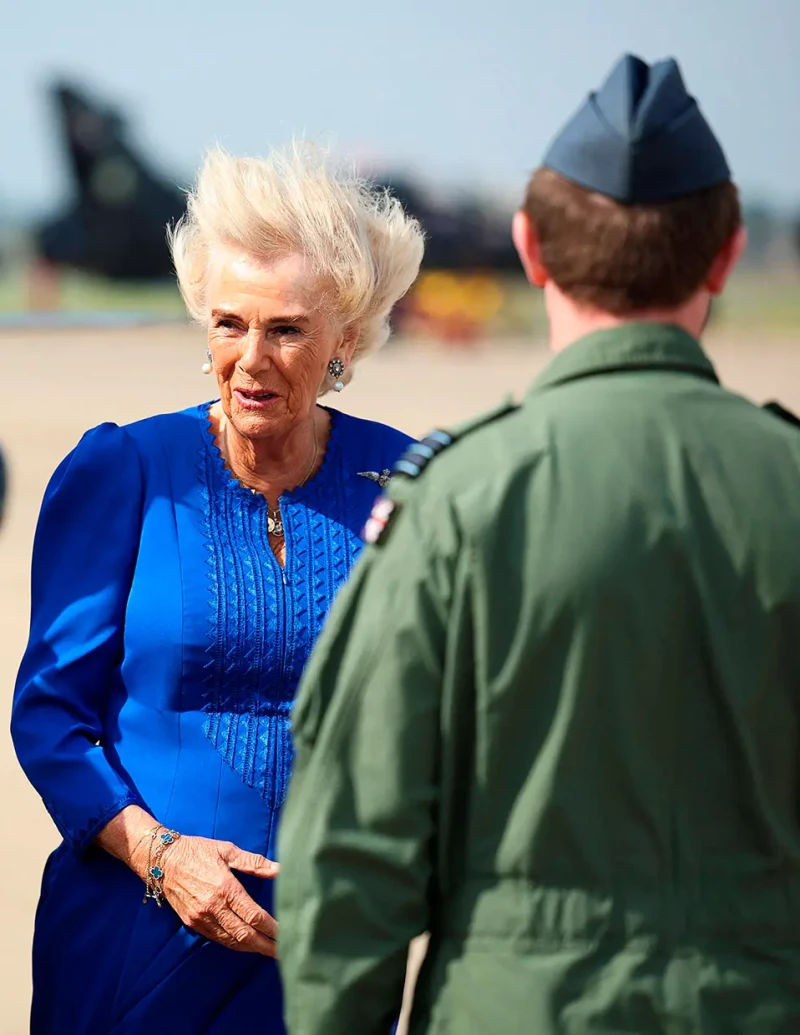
[168, 143, 424, 378]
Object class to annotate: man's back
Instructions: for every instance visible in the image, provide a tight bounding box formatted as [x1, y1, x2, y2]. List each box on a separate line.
[411, 322, 800, 1032]
[277, 54, 800, 1035]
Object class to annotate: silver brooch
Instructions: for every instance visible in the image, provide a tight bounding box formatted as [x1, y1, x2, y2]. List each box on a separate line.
[358, 469, 392, 488]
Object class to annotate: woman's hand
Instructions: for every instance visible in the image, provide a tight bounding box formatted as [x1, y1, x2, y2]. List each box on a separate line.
[133, 834, 279, 956]
[97, 806, 279, 957]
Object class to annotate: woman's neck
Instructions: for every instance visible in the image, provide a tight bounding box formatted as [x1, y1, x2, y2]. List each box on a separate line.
[214, 404, 328, 503]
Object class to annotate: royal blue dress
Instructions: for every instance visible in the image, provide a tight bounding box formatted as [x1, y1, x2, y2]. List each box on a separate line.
[12, 402, 412, 1034]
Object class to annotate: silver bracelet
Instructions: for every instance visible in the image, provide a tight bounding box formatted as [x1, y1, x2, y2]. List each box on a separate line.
[142, 827, 181, 907]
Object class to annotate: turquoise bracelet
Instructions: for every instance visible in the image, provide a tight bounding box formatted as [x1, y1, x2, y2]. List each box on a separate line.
[142, 827, 181, 907]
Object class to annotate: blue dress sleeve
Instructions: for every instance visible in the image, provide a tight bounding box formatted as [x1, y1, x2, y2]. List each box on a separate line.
[11, 422, 146, 855]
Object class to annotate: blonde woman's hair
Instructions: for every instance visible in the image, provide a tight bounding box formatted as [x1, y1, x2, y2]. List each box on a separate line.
[168, 144, 425, 381]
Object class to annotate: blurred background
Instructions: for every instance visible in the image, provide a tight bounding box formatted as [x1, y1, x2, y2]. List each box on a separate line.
[1, 0, 799, 338]
[1, 0, 799, 1030]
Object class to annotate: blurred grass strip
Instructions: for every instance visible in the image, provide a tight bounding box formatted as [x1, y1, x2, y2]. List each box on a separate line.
[0, 264, 797, 334]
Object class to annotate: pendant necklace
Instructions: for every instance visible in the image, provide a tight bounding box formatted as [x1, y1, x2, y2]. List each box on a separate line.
[266, 435, 318, 537]
[221, 420, 320, 539]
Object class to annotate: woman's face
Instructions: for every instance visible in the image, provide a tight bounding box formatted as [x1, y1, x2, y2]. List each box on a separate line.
[206, 248, 354, 440]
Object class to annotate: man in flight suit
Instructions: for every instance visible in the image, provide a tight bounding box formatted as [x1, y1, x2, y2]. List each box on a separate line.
[277, 54, 800, 1034]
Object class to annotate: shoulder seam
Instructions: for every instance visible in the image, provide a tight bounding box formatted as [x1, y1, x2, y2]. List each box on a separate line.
[763, 400, 800, 430]
[392, 397, 518, 482]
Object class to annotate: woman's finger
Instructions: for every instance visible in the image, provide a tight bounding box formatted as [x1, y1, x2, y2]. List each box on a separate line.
[188, 910, 277, 957]
[218, 842, 279, 878]
[213, 903, 279, 957]
[225, 877, 279, 941]
[189, 914, 230, 946]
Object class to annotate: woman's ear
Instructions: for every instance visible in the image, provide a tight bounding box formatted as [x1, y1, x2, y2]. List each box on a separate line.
[340, 321, 361, 366]
[512, 210, 548, 288]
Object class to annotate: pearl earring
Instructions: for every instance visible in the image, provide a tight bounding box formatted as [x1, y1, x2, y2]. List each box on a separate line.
[328, 357, 345, 393]
[202, 348, 213, 375]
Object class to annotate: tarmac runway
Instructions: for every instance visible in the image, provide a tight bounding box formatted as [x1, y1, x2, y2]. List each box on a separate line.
[1, 323, 798, 1033]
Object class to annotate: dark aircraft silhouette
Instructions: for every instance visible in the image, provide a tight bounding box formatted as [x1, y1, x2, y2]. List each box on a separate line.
[33, 80, 520, 287]
[374, 175, 521, 274]
[33, 80, 187, 285]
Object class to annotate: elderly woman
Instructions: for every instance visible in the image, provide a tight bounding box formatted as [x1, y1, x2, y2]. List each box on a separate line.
[11, 145, 423, 1034]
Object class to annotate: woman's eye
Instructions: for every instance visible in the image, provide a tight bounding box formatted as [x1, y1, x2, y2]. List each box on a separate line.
[273, 325, 300, 336]
[216, 318, 238, 331]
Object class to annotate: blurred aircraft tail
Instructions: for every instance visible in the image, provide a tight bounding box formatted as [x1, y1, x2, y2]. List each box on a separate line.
[34, 79, 186, 281]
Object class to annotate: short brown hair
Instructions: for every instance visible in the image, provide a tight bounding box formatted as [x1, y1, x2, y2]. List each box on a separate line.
[523, 168, 741, 314]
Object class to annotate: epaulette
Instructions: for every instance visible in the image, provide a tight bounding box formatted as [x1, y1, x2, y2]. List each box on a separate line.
[763, 401, 800, 429]
[393, 429, 454, 479]
[363, 397, 517, 547]
[392, 396, 518, 481]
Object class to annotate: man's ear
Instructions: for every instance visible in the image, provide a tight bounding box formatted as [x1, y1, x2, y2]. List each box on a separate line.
[706, 225, 747, 296]
[512, 209, 548, 288]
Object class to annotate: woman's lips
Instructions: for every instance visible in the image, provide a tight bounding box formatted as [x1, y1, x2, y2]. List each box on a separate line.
[234, 388, 279, 410]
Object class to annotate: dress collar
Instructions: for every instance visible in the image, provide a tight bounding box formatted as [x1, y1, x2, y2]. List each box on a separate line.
[201, 402, 343, 503]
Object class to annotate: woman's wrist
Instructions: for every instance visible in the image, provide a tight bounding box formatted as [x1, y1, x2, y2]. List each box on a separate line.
[128, 823, 167, 880]
[94, 804, 161, 878]
[141, 828, 182, 906]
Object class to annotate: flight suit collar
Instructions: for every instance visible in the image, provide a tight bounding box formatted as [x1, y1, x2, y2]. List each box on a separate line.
[529, 322, 719, 395]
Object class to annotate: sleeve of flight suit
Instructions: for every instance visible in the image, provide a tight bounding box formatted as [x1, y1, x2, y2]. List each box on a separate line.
[276, 479, 460, 1035]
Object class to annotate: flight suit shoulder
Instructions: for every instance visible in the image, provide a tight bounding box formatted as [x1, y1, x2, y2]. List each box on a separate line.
[391, 395, 519, 482]
[362, 396, 518, 547]
[763, 400, 800, 430]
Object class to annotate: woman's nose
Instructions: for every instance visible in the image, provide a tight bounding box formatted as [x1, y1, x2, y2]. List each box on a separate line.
[239, 329, 271, 372]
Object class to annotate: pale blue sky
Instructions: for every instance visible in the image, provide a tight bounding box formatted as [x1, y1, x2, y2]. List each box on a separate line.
[5, 0, 799, 213]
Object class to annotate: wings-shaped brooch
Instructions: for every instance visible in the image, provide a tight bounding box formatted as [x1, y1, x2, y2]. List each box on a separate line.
[358, 469, 393, 488]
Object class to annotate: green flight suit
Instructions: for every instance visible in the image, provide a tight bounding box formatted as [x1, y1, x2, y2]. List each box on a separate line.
[277, 322, 800, 1035]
